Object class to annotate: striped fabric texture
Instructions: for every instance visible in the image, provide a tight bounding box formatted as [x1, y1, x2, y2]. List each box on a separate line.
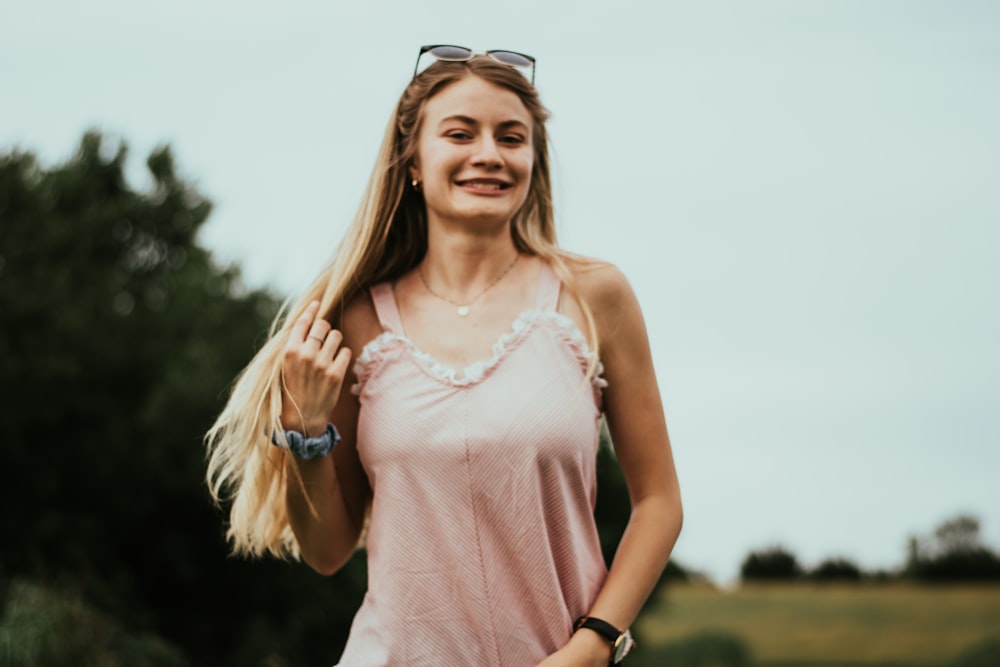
[337, 264, 608, 667]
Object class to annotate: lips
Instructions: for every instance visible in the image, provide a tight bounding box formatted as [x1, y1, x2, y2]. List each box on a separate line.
[456, 179, 511, 190]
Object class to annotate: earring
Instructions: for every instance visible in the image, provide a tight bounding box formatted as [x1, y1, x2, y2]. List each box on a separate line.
[411, 178, 422, 192]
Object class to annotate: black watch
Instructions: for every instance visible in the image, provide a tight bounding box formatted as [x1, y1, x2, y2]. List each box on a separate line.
[574, 616, 629, 664]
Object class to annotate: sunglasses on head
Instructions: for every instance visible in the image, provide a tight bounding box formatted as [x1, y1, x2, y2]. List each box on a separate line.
[413, 44, 536, 84]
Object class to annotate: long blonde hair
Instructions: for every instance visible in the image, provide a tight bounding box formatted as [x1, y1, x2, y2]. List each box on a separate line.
[205, 55, 599, 558]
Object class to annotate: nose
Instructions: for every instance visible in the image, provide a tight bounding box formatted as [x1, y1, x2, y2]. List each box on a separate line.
[471, 136, 503, 169]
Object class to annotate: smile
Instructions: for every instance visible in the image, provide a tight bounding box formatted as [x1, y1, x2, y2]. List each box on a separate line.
[456, 179, 511, 190]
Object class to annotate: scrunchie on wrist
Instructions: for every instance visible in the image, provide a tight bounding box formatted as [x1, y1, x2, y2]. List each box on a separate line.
[271, 423, 340, 460]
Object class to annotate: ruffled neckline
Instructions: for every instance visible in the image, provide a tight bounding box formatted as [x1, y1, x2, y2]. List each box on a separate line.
[351, 310, 607, 393]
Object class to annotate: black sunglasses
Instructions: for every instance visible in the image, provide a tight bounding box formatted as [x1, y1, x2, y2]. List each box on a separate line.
[413, 44, 536, 84]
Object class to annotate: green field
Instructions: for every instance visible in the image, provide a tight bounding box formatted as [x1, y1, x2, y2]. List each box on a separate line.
[632, 582, 1000, 666]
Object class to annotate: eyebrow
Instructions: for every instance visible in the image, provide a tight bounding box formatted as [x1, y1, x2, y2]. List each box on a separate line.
[438, 115, 529, 131]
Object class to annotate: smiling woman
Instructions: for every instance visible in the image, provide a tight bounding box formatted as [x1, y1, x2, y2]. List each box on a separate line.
[412, 77, 534, 236]
[205, 46, 682, 667]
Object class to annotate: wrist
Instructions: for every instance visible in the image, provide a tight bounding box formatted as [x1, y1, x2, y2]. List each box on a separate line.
[279, 414, 327, 437]
[272, 423, 340, 460]
[566, 627, 613, 666]
[573, 616, 633, 664]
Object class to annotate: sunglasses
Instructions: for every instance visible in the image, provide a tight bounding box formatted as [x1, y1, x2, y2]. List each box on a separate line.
[413, 44, 536, 84]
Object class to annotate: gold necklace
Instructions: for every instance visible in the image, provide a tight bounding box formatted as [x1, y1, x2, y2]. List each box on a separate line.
[419, 254, 520, 317]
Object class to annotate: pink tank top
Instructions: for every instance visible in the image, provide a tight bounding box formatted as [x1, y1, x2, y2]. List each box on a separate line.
[338, 264, 608, 667]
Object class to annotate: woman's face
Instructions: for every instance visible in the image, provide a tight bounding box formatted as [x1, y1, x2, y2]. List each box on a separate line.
[410, 75, 534, 233]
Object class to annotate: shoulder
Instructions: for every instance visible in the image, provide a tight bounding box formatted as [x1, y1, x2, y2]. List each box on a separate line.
[564, 255, 634, 313]
[557, 254, 640, 336]
[333, 287, 384, 354]
[561, 254, 645, 356]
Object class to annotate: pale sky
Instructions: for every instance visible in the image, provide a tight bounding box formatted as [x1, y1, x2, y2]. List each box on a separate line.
[3, 0, 998, 584]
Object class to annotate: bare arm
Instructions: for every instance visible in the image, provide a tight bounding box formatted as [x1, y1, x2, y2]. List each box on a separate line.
[542, 263, 683, 666]
[280, 298, 375, 575]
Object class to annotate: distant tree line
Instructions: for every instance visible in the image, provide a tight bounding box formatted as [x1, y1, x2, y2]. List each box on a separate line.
[905, 514, 1000, 581]
[740, 514, 1000, 582]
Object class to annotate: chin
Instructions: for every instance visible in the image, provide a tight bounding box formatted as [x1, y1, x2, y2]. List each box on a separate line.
[462, 209, 518, 228]
[439, 202, 510, 224]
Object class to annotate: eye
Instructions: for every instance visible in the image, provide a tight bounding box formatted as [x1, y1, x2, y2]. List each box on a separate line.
[499, 134, 526, 145]
[446, 130, 473, 140]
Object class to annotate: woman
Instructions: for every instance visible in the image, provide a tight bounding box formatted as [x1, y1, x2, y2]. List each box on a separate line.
[206, 46, 682, 666]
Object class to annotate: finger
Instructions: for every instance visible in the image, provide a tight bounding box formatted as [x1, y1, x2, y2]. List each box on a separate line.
[324, 347, 353, 390]
[291, 301, 320, 343]
[330, 345, 353, 379]
[319, 328, 344, 358]
[306, 319, 332, 346]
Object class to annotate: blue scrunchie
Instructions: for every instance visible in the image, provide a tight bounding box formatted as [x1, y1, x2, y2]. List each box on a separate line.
[271, 423, 340, 460]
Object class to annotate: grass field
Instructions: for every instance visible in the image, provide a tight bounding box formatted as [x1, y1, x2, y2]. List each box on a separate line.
[633, 582, 1000, 666]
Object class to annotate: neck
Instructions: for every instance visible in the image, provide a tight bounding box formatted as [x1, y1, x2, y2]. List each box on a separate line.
[420, 225, 521, 299]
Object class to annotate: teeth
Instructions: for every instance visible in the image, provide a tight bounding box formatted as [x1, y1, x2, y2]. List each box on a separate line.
[462, 181, 504, 189]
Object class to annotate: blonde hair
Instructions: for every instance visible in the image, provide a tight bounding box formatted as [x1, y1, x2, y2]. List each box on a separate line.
[205, 55, 600, 559]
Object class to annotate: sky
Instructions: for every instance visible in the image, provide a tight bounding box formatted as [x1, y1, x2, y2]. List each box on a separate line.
[3, 0, 998, 585]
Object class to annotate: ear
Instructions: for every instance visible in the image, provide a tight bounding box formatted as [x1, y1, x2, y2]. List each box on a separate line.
[408, 161, 421, 182]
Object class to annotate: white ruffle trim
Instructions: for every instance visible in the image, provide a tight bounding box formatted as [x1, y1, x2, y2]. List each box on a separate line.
[351, 310, 607, 394]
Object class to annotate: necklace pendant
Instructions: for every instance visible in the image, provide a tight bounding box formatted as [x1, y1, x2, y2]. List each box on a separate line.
[457, 306, 470, 317]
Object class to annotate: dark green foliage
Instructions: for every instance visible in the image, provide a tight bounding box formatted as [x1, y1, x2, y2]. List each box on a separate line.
[0, 579, 188, 667]
[730, 514, 1000, 585]
[740, 546, 802, 581]
[806, 557, 863, 582]
[0, 133, 366, 666]
[906, 515, 1000, 582]
[629, 631, 752, 667]
[910, 548, 1000, 581]
[935, 515, 983, 554]
[594, 417, 631, 569]
[952, 637, 1000, 667]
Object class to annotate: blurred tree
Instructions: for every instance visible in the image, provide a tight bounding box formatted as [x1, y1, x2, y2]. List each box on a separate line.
[934, 515, 984, 555]
[905, 514, 1000, 582]
[806, 557, 863, 582]
[0, 133, 366, 665]
[0, 578, 187, 667]
[740, 546, 802, 581]
[595, 417, 632, 567]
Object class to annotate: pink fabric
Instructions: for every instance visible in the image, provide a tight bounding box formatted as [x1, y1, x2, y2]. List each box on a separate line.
[337, 264, 608, 667]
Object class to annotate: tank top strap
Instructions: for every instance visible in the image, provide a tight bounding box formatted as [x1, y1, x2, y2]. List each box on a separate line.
[369, 282, 405, 335]
[534, 262, 562, 312]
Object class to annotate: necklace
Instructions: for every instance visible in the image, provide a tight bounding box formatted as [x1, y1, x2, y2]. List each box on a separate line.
[419, 254, 520, 317]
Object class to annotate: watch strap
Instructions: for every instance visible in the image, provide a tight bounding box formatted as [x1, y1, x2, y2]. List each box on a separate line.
[574, 616, 632, 664]
[574, 616, 621, 643]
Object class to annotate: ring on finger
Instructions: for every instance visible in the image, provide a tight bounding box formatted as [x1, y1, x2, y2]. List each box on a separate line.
[308, 334, 325, 343]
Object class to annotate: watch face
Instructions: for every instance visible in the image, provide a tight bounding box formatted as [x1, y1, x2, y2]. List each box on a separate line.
[612, 634, 628, 663]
